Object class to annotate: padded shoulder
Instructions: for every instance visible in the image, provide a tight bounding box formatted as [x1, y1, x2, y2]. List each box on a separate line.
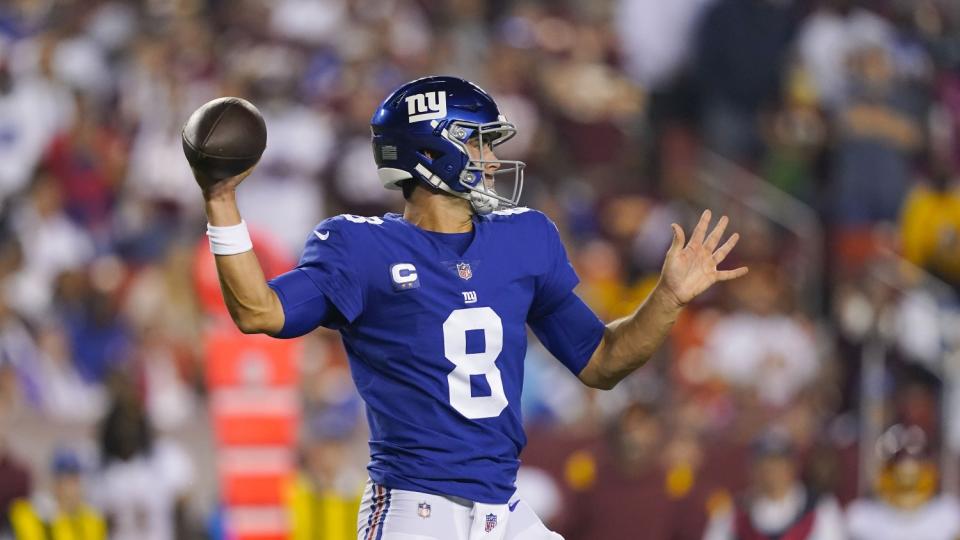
[482, 207, 555, 229]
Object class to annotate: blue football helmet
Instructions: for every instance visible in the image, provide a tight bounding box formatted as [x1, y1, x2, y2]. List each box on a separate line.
[371, 76, 525, 214]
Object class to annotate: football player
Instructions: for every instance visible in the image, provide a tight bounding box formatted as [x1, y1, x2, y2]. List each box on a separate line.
[194, 76, 747, 540]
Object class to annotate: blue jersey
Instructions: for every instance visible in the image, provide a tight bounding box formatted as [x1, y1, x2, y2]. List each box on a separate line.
[268, 208, 605, 503]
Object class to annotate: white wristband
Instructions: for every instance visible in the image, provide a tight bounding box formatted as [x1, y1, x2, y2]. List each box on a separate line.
[207, 220, 253, 255]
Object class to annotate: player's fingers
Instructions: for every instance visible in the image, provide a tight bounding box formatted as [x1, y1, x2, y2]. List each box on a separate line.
[703, 215, 729, 252]
[690, 209, 711, 247]
[668, 223, 685, 254]
[717, 266, 749, 281]
[712, 233, 740, 264]
[236, 164, 257, 181]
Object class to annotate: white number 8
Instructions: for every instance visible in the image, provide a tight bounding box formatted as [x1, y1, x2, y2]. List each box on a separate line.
[442, 307, 507, 419]
[343, 214, 383, 225]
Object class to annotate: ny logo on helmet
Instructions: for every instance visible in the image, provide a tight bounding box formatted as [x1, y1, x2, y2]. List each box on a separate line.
[405, 91, 446, 123]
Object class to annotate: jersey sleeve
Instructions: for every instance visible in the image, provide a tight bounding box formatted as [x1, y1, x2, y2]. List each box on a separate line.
[527, 213, 580, 320]
[267, 217, 366, 334]
[525, 211, 605, 374]
[528, 292, 606, 375]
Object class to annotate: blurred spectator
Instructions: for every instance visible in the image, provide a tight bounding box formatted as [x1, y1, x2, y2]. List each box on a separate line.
[796, 0, 894, 110]
[43, 91, 126, 240]
[121, 39, 209, 222]
[702, 429, 844, 540]
[327, 80, 404, 214]
[939, 66, 960, 168]
[538, 42, 645, 174]
[232, 47, 333, 253]
[56, 266, 132, 385]
[846, 424, 960, 540]
[556, 402, 713, 540]
[6, 170, 93, 322]
[760, 64, 826, 203]
[123, 246, 202, 431]
[831, 43, 922, 225]
[33, 323, 106, 422]
[0, 438, 30, 537]
[0, 286, 42, 411]
[899, 157, 960, 287]
[0, 34, 73, 208]
[695, 0, 799, 163]
[616, 0, 715, 90]
[286, 407, 364, 540]
[702, 265, 819, 409]
[93, 383, 193, 540]
[8, 448, 106, 540]
[40, 18, 111, 98]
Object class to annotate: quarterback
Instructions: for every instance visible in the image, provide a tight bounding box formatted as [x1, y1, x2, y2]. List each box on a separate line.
[194, 76, 747, 539]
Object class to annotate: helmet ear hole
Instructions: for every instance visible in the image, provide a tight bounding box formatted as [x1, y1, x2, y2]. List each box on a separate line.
[419, 149, 443, 161]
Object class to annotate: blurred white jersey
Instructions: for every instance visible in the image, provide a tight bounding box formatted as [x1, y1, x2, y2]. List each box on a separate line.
[702, 487, 845, 540]
[846, 495, 960, 540]
[93, 439, 193, 540]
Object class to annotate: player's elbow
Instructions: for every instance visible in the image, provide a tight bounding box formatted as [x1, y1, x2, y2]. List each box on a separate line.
[231, 308, 284, 336]
[227, 290, 285, 335]
[580, 370, 620, 391]
[596, 375, 621, 390]
[576, 333, 640, 390]
[577, 354, 622, 390]
[234, 316, 266, 335]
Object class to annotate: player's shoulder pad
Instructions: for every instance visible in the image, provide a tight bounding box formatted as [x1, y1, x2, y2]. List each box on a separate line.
[319, 213, 389, 228]
[484, 206, 552, 226]
[300, 214, 386, 264]
[486, 206, 560, 235]
[312, 213, 388, 238]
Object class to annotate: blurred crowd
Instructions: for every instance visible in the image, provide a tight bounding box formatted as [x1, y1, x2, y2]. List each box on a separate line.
[0, 0, 959, 539]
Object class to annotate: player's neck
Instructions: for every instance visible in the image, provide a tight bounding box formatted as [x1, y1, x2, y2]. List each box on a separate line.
[402, 190, 473, 233]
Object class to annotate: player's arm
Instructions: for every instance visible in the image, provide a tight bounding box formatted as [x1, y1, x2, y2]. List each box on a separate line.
[577, 210, 747, 390]
[200, 168, 285, 335]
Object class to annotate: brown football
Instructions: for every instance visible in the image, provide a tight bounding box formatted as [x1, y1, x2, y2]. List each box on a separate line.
[182, 97, 267, 185]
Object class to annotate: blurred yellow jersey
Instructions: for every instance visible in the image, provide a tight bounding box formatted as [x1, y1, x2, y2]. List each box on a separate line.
[900, 185, 960, 282]
[286, 475, 363, 540]
[9, 498, 106, 540]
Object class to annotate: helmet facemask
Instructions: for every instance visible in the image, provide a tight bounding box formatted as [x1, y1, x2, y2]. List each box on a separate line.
[443, 119, 525, 215]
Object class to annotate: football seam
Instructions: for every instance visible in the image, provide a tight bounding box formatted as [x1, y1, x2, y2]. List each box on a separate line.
[182, 135, 263, 160]
[199, 101, 233, 151]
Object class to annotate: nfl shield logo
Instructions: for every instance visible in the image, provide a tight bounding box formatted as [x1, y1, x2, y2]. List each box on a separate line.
[417, 502, 431, 518]
[484, 513, 497, 532]
[456, 262, 473, 280]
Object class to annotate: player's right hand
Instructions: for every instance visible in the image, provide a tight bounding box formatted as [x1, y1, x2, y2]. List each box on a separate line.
[193, 164, 256, 201]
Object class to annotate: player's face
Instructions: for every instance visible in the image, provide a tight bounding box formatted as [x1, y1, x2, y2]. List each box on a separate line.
[466, 137, 500, 188]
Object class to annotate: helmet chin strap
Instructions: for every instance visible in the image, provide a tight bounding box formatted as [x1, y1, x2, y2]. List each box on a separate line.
[458, 169, 501, 215]
[469, 190, 500, 214]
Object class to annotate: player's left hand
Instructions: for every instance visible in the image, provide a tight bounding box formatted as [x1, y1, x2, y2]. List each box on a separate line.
[659, 209, 748, 307]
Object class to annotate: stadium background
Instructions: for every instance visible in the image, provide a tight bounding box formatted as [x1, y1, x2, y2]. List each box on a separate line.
[1, 0, 960, 538]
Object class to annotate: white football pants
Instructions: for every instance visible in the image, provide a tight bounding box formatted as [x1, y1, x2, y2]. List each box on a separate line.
[356, 479, 563, 540]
